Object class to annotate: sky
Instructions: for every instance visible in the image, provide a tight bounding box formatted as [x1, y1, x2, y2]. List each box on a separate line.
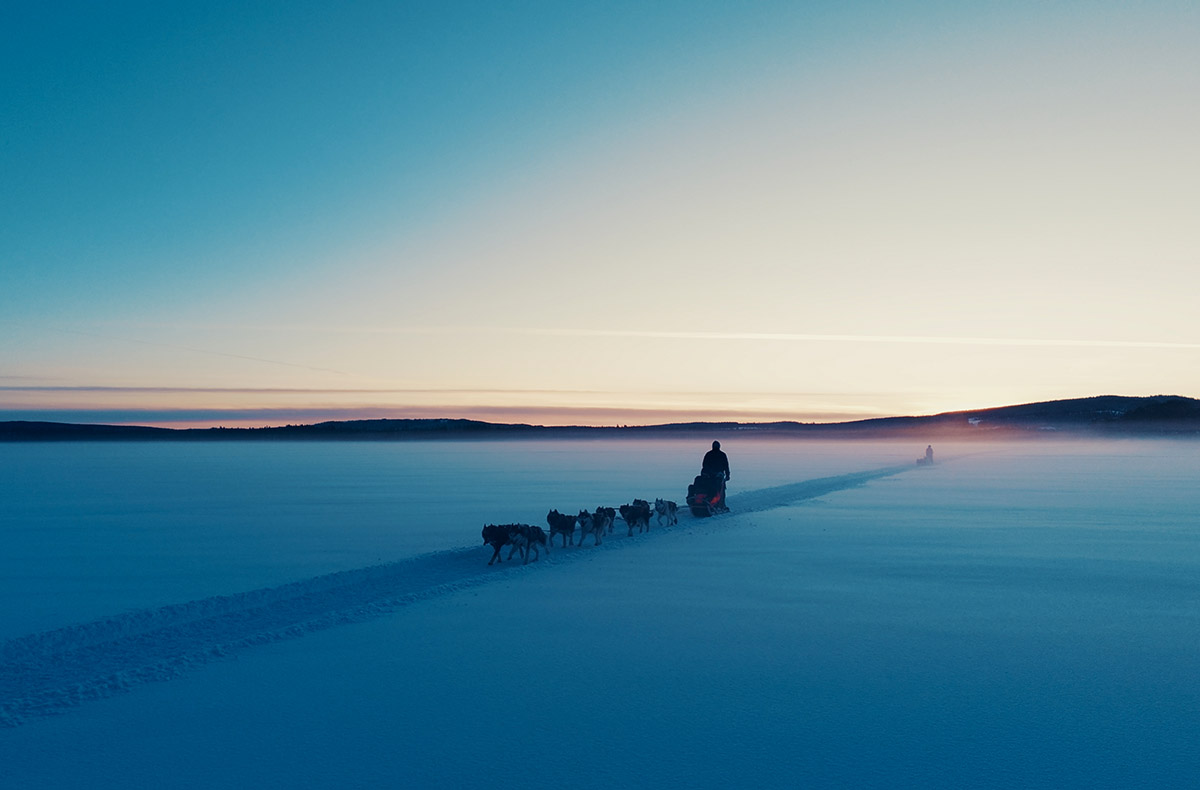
[2, 0, 1198, 427]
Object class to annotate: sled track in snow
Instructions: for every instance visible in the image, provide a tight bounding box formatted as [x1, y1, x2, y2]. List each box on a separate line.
[725, 465, 910, 515]
[1, 464, 911, 727]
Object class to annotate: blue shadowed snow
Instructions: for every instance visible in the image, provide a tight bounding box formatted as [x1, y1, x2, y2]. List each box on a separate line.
[2, 438, 1199, 788]
[0, 438, 911, 637]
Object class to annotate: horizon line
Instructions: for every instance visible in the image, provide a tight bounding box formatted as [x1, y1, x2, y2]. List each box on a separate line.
[0, 393, 1190, 431]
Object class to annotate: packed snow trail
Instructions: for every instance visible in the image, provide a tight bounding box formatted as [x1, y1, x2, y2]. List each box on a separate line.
[1, 464, 912, 727]
[725, 465, 910, 514]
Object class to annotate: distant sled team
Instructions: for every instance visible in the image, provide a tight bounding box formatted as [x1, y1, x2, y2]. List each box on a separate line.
[483, 441, 933, 563]
[481, 441, 722, 564]
[482, 498, 678, 565]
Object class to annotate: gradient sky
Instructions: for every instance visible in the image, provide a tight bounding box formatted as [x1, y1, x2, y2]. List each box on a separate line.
[3, 1, 1198, 427]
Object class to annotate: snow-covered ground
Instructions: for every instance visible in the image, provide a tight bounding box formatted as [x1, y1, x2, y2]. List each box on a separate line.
[2, 438, 1199, 788]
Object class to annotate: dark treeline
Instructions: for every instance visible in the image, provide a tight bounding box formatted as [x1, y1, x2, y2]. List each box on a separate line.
[3, 396, 1199, 442]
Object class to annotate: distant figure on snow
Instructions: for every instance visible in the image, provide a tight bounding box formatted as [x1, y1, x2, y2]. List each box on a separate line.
[702, 440, 731, 481]
[918, 445, 934, 465]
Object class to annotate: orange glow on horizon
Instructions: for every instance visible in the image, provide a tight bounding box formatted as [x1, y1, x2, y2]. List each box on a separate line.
[0, 400, 1017, 430]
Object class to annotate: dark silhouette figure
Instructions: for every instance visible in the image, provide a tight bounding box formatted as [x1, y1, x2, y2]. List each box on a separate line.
[702, 440, 730, 481]
[689, 440, 731, 516]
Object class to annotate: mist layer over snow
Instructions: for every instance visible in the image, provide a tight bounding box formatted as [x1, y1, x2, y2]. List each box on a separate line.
[0, 439, 910, 638]
[2, 438, 1199, 788]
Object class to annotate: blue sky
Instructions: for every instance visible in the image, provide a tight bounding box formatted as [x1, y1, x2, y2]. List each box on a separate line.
[3, 1, 1199, 426]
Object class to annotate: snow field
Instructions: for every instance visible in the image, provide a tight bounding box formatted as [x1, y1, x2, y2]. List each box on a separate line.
[3, 439, 1198, 789]
[1, 465, 907, 727]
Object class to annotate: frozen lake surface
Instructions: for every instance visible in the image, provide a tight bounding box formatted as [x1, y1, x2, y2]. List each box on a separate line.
[2, 437, 1198, 787]
[0, 438, 913, 638]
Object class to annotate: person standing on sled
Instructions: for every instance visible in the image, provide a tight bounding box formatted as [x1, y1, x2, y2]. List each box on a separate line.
[702, 440, 731, 482]
[700, 440, 731, 512]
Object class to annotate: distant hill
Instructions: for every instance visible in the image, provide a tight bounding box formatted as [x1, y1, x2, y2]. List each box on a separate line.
[805, 394, 1200, 436]
[2, 395, 1198, 441]
[0, 421, 176, 440]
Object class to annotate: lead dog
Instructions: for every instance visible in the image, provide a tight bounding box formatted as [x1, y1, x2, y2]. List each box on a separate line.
[482, 524, 513, 565]
[655, 498, 678, 526]
[546, 509, 577, 548]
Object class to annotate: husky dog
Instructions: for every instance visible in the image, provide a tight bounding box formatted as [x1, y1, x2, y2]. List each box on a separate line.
[507, 523, 549, 564]
[482, 524, 513, 565]
[546, 509, 577, 548]
[619, 499, 652, 536]
[594, 506, 617, 535]
[654, 498, 678, 526]
[632, 498, 652, 532]
[577, 509, 603, 546]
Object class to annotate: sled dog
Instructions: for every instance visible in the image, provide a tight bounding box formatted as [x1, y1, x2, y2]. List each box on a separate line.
[482, 524, 513, 565]
[620, 499, 653, 536]
[507, 523, 549, 564]
[546, 509, 577, 548]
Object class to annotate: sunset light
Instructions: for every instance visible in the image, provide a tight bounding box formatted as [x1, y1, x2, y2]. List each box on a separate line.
[3, 1, 1197, 427]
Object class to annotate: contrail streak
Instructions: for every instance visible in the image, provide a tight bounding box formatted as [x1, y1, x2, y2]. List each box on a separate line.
[384, 327, 1200, 351]
[36, 320, 1200, 352]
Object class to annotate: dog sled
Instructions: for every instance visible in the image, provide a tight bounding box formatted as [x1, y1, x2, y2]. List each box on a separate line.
[686, 473, 728, 517]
